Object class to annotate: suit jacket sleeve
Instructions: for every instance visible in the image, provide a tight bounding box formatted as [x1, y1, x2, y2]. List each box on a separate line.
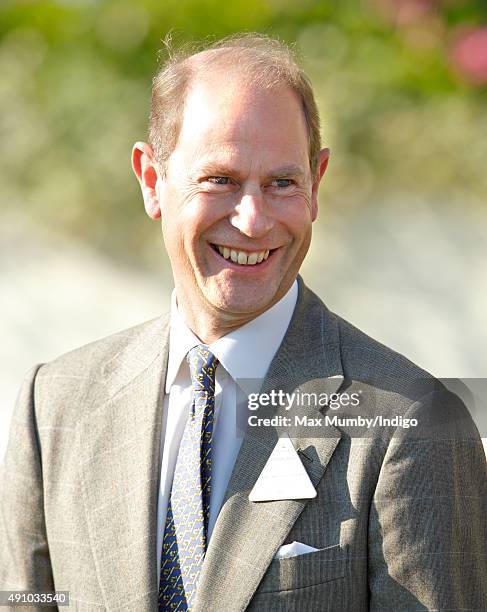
[0, 365, 56, 601]
[368, 388, 487, 611]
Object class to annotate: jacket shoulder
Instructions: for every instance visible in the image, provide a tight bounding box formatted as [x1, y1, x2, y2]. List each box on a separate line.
[301, 281, 432, 382]
[300, 282, 440, 410]
[31, 314, 169, 426]
[37, 314, 169, 380]
[334, 311, 433, 381]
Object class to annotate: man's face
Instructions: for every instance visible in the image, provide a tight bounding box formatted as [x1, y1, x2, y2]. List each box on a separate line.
[153, 75, 326, 320]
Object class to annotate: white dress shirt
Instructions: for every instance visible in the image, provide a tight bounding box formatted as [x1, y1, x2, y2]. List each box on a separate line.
[156, 280, 298, 572]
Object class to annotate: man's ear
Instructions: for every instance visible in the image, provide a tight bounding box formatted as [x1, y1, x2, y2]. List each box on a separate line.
[131, 141, 161, 220]
[310, 147, 330, 222]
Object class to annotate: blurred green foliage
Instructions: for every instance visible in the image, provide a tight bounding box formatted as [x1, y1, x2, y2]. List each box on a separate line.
[1, 0, 486, 270]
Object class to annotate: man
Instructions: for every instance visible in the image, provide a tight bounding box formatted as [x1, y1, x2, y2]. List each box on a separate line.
[1, 34, 486, 612]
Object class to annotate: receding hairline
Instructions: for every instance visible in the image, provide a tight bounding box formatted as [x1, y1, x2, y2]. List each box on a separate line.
[177, 46, 295, 91]
[183, 46, 242, 67]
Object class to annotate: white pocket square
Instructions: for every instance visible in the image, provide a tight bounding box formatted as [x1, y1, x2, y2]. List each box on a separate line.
[273, 541, 320, 559]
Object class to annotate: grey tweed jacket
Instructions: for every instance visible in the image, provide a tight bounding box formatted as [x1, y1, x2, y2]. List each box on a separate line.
[1, 277, 486, 611]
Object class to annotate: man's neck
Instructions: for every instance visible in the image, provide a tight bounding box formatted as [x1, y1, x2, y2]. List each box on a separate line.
[175, 303, 263, 344]
[174, 288, 290, 344]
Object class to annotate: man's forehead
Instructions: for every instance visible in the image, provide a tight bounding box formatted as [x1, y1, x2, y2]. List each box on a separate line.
[186, 71, 273, 110]
[175, 118, 310, 175]
[182, 73, 303, 130]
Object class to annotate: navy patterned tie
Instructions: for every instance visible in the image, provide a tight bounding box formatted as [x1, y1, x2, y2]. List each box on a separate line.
[158, 345, 219, 611]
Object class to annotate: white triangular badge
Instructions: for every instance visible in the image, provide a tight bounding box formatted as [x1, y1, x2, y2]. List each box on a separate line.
[249, 433, 317, 502]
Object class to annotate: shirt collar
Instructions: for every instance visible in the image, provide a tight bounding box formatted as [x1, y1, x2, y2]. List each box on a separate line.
[165, 280, 298, 392]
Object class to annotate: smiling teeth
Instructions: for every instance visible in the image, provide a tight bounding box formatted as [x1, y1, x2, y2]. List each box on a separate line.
[217, 245, 270, 265]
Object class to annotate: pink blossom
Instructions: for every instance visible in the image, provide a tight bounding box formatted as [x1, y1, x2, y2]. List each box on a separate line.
[450, 26, 487, 85]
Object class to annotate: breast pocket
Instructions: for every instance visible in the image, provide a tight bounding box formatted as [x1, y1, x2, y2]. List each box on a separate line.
[256, 544, 349, 593]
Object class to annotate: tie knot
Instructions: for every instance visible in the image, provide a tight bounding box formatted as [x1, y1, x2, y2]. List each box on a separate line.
[186, 344, 219, 393]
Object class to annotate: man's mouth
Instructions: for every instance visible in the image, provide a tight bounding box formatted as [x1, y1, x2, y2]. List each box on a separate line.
[210, 244, 271, 266]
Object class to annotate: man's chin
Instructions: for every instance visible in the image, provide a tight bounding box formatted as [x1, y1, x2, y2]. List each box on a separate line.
[205, 284, 281, 317]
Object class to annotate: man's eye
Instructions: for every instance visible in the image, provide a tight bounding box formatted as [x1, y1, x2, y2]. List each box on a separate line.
[207, 176, 231, 185]
[272, 179, 293, 188]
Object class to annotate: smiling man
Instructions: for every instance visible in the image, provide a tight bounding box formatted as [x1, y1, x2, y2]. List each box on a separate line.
[1, 34, 486, 612]
[133, 45, 328, 341]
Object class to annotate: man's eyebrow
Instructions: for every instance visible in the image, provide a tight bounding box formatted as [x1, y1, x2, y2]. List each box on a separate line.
[194, 163, 306, 179]
[195, 163, 239, 177]
[268, 164, 306, 178]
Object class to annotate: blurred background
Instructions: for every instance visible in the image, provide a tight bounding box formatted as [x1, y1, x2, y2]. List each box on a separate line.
[1, 0, 486, 458]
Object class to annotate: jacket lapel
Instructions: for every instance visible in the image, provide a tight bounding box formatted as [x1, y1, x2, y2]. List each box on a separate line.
[194, 278, 344, 612]
[76, 315, 170, 611]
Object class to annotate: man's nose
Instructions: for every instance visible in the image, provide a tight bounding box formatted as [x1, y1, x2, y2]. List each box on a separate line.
[229, 188, 274, 238]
